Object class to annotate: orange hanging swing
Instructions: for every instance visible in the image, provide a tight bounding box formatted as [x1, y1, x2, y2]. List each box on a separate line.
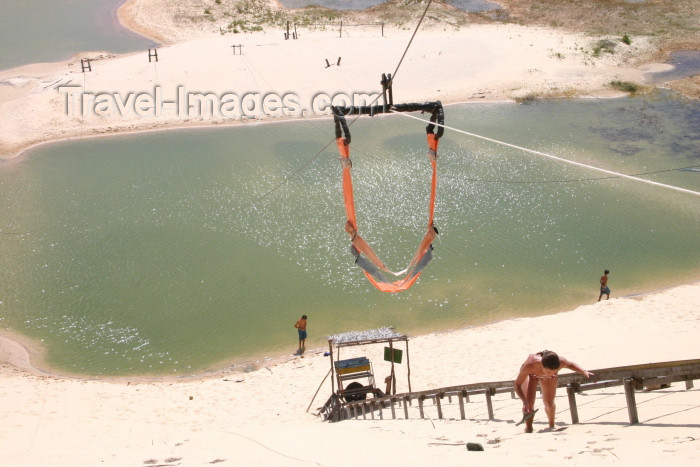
[333, 101, 444, 292]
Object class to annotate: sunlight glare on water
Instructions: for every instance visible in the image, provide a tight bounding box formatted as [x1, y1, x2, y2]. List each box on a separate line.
[0, 92, 698, 376]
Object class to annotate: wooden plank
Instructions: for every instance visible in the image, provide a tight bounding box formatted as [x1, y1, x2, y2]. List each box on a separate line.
[579, 379, 624, 391]
[642, 372, 700, 388]
[335, 359, 700, 424]
[436, 393, 443, 419]
[405, 360, 699, 401]
[557, 359, 700, 386]
[624, 378, 639, 424]
[390, 397, 396, 419]
[458, 392, 465, 420]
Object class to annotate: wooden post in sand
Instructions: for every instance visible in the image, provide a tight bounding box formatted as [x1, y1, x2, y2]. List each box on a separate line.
[458, 391, 466, 420]
[435, 393, 443, 419]
[284, 21, 297, 40]
[485, 388, 494, 420]
[567, 383, 580, 424]
[624, 378, 640, 424]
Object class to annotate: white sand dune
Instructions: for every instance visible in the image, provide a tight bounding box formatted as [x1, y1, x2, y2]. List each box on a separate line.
[1, 2, 698, 465]
[1, 283, 698, 466]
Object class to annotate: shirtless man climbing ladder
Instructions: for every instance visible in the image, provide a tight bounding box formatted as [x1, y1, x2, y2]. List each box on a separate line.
[514, 350, 593, 432]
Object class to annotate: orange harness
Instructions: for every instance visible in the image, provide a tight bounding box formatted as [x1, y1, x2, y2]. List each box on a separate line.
[333, 103, 444, 292]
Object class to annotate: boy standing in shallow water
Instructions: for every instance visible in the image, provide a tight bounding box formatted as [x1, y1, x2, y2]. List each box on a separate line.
[598, 269, 611, 301]
[514, 350, 593, 432]
[294, 315, 307, 353]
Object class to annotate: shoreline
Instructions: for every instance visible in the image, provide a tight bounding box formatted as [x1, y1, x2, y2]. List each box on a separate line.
[2, 1, 699, 159]
[2, 4, 699, 465]
[2, 279, 698, 382]
[1, 279, 698, 466]
[116, 0, 170, 46]
[0, 11, 677, 160]
[0, 95, 587, 164]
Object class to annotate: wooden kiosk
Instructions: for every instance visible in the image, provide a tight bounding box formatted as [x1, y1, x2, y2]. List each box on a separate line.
[321, 328, 411, 421]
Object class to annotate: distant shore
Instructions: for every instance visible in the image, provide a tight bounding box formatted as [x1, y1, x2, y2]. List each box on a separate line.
[117, 0, 170, 45]
[0, 1, 677, 159]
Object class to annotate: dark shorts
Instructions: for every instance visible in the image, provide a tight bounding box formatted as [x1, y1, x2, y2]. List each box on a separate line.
[601, 286, 610, 295]
[298, 329, 307, 340]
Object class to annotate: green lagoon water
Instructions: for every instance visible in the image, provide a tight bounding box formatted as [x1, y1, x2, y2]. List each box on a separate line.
[0, 0, 154, 70]
[1, 92, 699, 376]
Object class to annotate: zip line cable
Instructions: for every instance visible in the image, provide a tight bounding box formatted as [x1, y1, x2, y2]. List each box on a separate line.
[392, 110, 700, 197]
[385, 0, 433, 91]
[450, 164, 700, 185]
[245, 0, 435, 209]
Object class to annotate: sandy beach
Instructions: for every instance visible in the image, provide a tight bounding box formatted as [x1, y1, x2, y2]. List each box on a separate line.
[0, 0, 669, 159]
[1, 1, 699, 465]
[1, 283, 698, 466]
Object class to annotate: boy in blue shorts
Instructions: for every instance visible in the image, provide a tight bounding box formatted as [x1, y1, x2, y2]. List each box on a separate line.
[294, 315, 307, 353]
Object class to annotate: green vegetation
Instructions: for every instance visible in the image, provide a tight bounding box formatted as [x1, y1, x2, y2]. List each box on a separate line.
[592, 39, 617, 57]
[609, 80, 650, 95]
[183, 0, 473, 34]
[225, 19, 263, 34]
[514, 93, 538, 104]
[513, 86, 579, 103]
[494, 0, 699, 56]
[178, 0, 697, 57]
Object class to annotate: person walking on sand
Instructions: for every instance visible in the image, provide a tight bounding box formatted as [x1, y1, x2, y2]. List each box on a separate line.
[598, 269, 610, 301]
[514, 350, 593, 433]
[294, 314, 307, 353]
